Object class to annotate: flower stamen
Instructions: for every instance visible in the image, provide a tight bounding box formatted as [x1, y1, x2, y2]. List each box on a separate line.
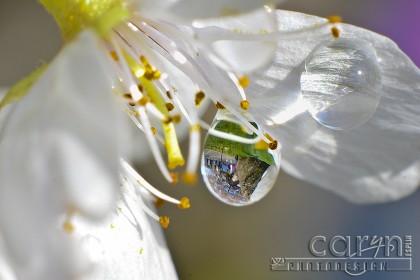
[121, 158, 190, 207]
[238, 76, 250, 88]
[200, 120, 262, 145]
[63, 219, 75, 234]
[327, 15, 343, 24]
[194, 91, 206, 106]
[331, 26, 341, 38]
[240, 100, 250, 110]
[159, 216, 170, 229]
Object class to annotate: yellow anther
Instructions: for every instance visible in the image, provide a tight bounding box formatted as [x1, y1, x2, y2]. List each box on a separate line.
[238, 76, 251, 88]
[139, 248, 143, 255]
[170, 172, 179, 184]
[123, 93, 132, 99]
[140, 55, 150, 67]
[137, 84, 144, 92]
[155, 197, 165, 208]
[178, 197, 191, 209]
[63, 220, 75, 234]
[240, 100, 250, 110]
[124, 52, 185, 169]
[163, 116, 173, 124]
[216, 102, 225, 109]
[173, 114, 181, 124]
[152, 70, 161, 80]
[166, 91, 173, 99]
[151, 127, 157, 135]
[138, 96, 149, 106]
[165, 103, 175, 111]
[327, 15, 343, 24]
[254, 139, 269, 150]
[331, 27, 340, 38]
[110, 223, 115, 229]
[143, 70, 155, 80]
[189, 124, 200, 132]
[140, 56, 161, 80]
[183, 172, 197, 185]
[269, 140, 278, 150]
[195, 91, 206, 106]
[159, 216, 170, 228]
[110, 51, 119, 61]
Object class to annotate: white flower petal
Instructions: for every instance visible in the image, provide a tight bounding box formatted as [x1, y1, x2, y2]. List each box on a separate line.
[192, 7, 278, 73]
[75, 181, 178, 280]
[247, 10, 420, 203]
[0, 233, 17, 280]
[138, 0, 285, 20]
[0, 31, 122, 279]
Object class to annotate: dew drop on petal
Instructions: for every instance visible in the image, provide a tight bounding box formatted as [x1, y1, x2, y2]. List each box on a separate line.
[201, 111, 280, 206]
[300, 39, 382, 130]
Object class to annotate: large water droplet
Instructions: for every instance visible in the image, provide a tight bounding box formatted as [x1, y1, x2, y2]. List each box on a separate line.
[201, 111, 280, 206]
[300, 39, 382, 130]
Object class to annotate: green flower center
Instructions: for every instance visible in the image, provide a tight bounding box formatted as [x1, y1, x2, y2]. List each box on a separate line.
[39, 0, 131, 40]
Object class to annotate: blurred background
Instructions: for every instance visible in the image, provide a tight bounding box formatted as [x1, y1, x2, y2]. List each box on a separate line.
[0, 0, 419, 280]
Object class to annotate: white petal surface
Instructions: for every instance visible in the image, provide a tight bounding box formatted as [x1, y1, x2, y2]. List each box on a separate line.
[0, 31, 122, 279]
[75, 181, 178, 280]
[137, 0, 285, 20]
[246, 10, 420, 203]
[192, 7, 278, 73]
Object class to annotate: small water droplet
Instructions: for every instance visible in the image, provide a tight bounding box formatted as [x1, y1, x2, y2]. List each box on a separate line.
[201, 111, 280, 206]
[300, 39, 382, 130]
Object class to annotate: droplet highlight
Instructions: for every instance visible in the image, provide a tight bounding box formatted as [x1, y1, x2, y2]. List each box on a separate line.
[201, 111, 280, 206]
[300, 39, 382, 130]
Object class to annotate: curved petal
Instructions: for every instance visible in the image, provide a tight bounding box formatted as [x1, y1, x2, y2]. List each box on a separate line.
[191, 6, 278, 73]
[0, 31, 122, 279]
[246, 10, 420, 203]
[137, 0, 286, 20]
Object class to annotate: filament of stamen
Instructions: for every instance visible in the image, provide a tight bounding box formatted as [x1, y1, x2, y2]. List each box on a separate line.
[111, 32, 167, 121]
[120, 175, 166, 227]
[119, 32, 186, 170]
[228, 72, 247, 101]
[157, 77, 201, 178]
[217, 101, 271, 143]
[200, 121, 262, 144]
[121, 159, 189, 208]
[137, 106, 174, 182]
[127, 113, 164, 144]
[184, 124, 200, 184]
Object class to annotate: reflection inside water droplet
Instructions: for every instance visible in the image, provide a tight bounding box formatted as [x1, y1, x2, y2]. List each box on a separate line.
[300, 39, 382, 130]
[201, 111, 280, 206]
